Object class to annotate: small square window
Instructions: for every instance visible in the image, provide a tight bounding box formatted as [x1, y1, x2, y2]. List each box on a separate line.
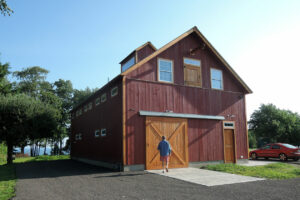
[111, 87, 118, 97]
[101, 93, 107, 103]
[158, 59, 173, 83]
[210, 68, 223, 90]
[88, 102, 92, 110]
[101, 128, 106, 137]
[75, 133, 82, 140]
[95, 97, 100, 106]
[84, 105, 88, 112]
[95, 130, 100, 138]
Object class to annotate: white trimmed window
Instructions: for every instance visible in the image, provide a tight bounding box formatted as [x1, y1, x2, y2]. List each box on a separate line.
[95, 97, 100, 106]
[121, 56, 135, 72]
[210, 68, 223, 90]
[158, 59, 173, 83]
[75, 133, 82, 140]
[111, 86, 118, 97]
[101, 128, 107, 137]
[101, 93, 107, 103]
[88, 102, 92, 110]
[94, 130, 100, 138]
[184, 58, 201, 66]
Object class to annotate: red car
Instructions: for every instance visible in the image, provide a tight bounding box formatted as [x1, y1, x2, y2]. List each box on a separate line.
[249, 143, 300, 161]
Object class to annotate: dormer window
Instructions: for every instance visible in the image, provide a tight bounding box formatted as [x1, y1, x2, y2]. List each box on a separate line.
[121, 56, 135, 72]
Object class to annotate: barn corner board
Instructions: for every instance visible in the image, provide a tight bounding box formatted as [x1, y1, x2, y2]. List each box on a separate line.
[71, 26, 252, 171]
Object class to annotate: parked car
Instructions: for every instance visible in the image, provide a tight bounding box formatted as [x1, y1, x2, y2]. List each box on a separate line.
[249, 143, 300, 161]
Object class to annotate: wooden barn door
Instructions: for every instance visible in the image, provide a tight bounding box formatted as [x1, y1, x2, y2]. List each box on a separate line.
[224, 129, 236, 163]
[145, 117, 188, 170]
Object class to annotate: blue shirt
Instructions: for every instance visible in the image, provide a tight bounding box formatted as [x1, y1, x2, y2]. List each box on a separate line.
[157, 140, 171, 156]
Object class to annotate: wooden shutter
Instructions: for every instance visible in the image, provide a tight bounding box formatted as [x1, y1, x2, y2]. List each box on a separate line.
[184, 65, 202, 87]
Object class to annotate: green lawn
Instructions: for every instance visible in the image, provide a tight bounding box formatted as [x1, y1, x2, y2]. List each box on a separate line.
[0, 150, 70, 200]
[204, 163, 300, 179]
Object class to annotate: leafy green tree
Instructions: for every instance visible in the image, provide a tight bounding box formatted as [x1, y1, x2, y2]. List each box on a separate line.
[0, 0, 13, 16]
[0, 94, 60, 164]
[72, 87, 98, 108]
[0, 61, 12, 94]
[13, 66, 49, 97]
[249, 104, 300, 147]
[53, 79, 73, 154]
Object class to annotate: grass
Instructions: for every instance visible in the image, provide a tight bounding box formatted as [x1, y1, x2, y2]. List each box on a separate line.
[0, 144, 70, 200]
[204, 163, 300, 179]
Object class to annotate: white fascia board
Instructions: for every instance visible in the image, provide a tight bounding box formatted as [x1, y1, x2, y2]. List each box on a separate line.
[139, 110, 225, 120]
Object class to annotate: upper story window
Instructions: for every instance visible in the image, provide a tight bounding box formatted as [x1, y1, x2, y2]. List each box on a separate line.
[95, 97, 100, 106]
[95, 129, 100, 138]
[184, 58, 202, 87]
[210, 68, 223, 90]
[184, 58, 201, 66]
[101, 128, 107, 137]
[101, 93, 107, 103]
[158, 58, 173, 83]
[111, 86, 118, 97]
[121, 56, 135, 72]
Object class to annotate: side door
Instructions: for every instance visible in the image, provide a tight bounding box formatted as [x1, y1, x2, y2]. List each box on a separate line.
[270, 144, 281, 158]
[259, 145, 271, 157]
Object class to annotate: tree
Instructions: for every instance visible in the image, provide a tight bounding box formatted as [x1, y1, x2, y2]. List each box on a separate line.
[249, 104, 300, 147]
[72, 87, 98, 108]
[0, 61, 12, 94]
[0, 0, 13, 16]
[0, 94, 60, 163]
[13, 66, 49, 97]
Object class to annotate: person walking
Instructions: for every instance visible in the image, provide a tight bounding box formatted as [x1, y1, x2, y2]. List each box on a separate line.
[157, 136, 171, 173]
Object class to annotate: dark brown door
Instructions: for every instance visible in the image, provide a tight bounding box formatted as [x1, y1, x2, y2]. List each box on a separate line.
[145, 117, 188, 170]
[224, 129, 236, 163]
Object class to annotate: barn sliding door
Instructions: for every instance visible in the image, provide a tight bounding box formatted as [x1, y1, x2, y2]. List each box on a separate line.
[145, 117, 188, 170]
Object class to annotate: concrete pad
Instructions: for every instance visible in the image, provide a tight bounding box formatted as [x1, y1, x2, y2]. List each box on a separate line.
[147, 167, 264, 186]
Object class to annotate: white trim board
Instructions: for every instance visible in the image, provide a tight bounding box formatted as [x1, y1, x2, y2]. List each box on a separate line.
[139, 110, 225, 120]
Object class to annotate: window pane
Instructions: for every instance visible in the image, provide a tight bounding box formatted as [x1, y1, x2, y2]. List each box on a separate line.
[212, 80, 222, 89]
[160, 71, 172, 82]
[184, 58, 201, 66]
[121, 57, 135, 72]
[159, 60, 172, 72]
[211, 69, 221, 80]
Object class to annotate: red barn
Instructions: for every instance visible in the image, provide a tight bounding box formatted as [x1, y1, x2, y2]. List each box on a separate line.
[70, 26, 252, 171]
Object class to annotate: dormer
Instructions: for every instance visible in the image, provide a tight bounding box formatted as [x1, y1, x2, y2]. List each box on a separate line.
[120, 42, 156, 72]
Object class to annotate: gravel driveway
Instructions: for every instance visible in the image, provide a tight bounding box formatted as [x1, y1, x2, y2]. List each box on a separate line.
[14, 160, 300, 200]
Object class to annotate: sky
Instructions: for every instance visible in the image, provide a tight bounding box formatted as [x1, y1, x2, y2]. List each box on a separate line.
[1, 0, 300, 118]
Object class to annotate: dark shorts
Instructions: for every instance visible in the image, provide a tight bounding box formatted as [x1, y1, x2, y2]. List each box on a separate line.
[160, 155, 170, 162]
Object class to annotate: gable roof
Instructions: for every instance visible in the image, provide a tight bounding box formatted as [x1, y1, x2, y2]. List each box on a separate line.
[119, 41, 157, 64]
[122, 26, 252, 94]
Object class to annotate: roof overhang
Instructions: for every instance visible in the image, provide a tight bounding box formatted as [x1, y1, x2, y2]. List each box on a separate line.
[139, 110, 225, 120]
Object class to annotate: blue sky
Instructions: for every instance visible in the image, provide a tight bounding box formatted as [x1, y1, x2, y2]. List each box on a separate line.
[1, 0, 300, 117]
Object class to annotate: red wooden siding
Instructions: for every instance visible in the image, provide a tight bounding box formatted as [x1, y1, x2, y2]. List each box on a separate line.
[125, 79, 248, 165]
[71, 79, 123, 163]
[127, 33, 247, 93]
[136, 44, 156, 62]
